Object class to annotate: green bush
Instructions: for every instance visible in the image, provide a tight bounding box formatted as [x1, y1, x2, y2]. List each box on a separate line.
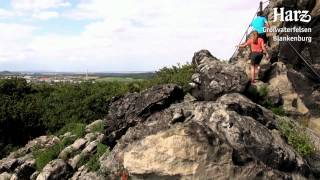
[149, 63, 195, 92]
[247, 84, 269, 101]
[278, 117, 314, 157]
[271, 106, 287, 116]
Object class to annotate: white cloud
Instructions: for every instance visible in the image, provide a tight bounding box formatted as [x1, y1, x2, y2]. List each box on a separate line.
[0, 8, 14, 18]
[0, 23, 36, 62]
[0, 0, 262, 71]
[12, 0, 71, 11]
[32, 11, 59, 20]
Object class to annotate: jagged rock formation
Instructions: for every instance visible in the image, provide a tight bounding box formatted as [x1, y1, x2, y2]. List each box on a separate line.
[1, 49, 320, 179]
[100, 49, 320, 179]
[191, 50, 249, 101]
[104, 84, 184, 148]
[0, 121, 106, 180]
[1, 1, 320, 179]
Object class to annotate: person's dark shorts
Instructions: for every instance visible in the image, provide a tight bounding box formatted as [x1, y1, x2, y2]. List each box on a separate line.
[258, 33, 268, 44]
[250, 52, 263, 65]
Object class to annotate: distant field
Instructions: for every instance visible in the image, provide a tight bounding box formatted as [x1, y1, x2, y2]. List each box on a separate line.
[96, 77, 144, 82]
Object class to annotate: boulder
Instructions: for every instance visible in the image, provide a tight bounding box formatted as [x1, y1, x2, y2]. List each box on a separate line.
[30, 171, 39, 180]
[191, 50, 249, 101]
[100, 93, 313, 179]
[105, 84, 184, 147]
[71, 166, 103, 180]
[0, 172, 12, 180]
[13, 159, 36, 180]
[0, 159, 19, 173]
[68, 154, 83, 170]
[58, 147, 74, 161]
[70, 138, 87, 151]
[36, 159, 73, 180]
[82, 141, 98, 155]
[267, 62, 309, 116]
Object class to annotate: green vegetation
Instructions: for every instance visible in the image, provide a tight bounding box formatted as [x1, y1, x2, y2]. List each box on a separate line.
[89, 122, 104, 133]
[278, 117, 314, 157]
[0, 63, 194, 158]
[33, 143, 62, 170]
[56, 123, 86, 137]
[247, 84, 269, 100]
[33, 126, 86, 170]
[86, 143, 109, 171]
[149, 63, 195, 92]
[246, 84, 288, 117]
[270, 106, 287, 116]
[96, 77, 143, 82]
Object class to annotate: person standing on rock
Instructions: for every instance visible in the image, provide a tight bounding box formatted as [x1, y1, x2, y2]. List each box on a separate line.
[237, 31, 270, 84]
[250, 11, 270, 45]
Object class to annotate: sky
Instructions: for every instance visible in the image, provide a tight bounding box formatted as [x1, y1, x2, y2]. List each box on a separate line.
[0, 0, 263, 72]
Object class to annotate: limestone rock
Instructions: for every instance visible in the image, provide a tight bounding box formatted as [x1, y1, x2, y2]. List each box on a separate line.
[267, 62, 309, 116]
[100, 93, 312, 179]
[105, 84, 184, 147]
[0, 172, 12, 180]
[70, 138, 87, 151]
[191, 50, 249, 101]
[36, 159, 73, 180]
[71, 166, 103, 180]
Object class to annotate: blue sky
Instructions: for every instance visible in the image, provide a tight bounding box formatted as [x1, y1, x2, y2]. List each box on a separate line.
[0, 0, 261, 72]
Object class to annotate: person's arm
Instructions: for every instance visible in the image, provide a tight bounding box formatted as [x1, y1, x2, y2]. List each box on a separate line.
[237, 43, 247, 48]
[236, 40, 250, 48]
[261, 40, 270, 59]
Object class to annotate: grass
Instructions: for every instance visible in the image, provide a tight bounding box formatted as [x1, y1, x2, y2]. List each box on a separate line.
[88, 121, 104, 133]
[33, 123, 86, 170]
[56, 123, 86, 138]
[270, 106, 287, 116]
[86, 143, 109, 171]
[33, 142, 63, 170]
[278, 117, 314, 157]
[247, 84, 268, 100]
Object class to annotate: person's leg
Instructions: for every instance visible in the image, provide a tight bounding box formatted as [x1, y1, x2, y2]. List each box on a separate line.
[251, 64, 256, 84]
[250, 53, 257, 83]
[255, 65, 259, 79]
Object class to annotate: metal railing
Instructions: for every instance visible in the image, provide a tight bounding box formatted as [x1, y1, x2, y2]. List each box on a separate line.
[230, 0, 270, 59]
[286, 41, 320, 82]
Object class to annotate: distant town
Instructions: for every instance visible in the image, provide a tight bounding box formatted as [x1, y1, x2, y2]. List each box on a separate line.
[0, 71, 155, 84]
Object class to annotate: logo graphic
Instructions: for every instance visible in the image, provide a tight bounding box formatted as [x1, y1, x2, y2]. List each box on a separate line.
[273, 8, 311, 23]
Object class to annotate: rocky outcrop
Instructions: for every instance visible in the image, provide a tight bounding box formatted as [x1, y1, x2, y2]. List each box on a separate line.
[0, 120, 107, 180]
[99, 91, 314, 179]
[267, 62, 310, 116]
[71, 166, 103, 180]
[105, 84, 184, 147]
[191, 50, 249, 101]
[0, 136, 59, 180]
[36, 159, 73, 180]
[2, 46, 320, 179]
